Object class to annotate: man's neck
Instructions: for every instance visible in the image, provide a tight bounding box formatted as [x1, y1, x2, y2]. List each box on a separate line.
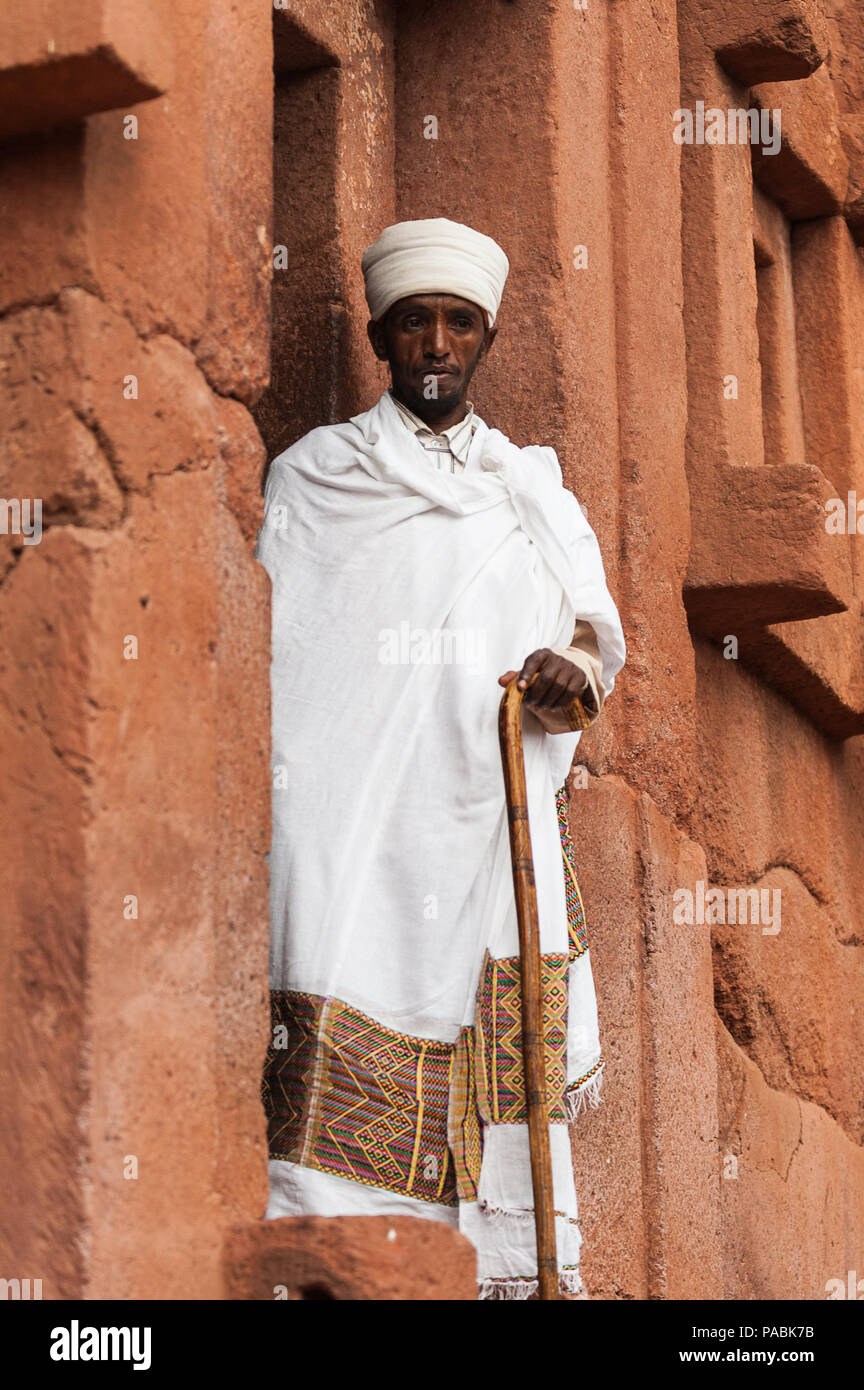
[389, 387, 470, 434]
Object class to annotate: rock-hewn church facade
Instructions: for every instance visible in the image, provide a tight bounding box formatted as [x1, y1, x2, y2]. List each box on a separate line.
[2, 0, 863, 1299]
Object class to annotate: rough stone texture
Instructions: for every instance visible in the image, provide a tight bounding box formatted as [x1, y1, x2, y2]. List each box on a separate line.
[717, 1021, 864, 1299]
[0, 0, 271, 1302]
[568, 777, 722, 1301]
[0, 0, 172, 140]
[1, 0, 863, 1302]
[752, 66, 849, 218]
[224, 1217, 478, 1301]
[713, 866, 864, 1142]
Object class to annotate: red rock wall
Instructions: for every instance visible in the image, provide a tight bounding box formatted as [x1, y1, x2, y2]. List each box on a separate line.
[1, 0, 862, 1300]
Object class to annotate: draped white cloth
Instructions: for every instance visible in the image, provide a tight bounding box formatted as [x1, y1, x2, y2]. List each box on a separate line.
[255, 389, 625, 1296]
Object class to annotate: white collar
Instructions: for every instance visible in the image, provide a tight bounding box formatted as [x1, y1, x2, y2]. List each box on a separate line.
[388, 389, 477, 465]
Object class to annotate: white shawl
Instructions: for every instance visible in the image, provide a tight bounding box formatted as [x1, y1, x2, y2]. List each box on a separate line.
[256, 389, 625, 1297]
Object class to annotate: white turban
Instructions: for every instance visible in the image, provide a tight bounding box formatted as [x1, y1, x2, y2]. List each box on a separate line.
[361, 217, 510, 326]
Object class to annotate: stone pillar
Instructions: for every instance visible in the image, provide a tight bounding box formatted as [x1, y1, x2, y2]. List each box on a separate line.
[0, 0, 272, 1299]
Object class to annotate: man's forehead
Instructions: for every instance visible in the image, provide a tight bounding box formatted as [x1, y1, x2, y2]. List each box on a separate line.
[387, 293, 484, 315]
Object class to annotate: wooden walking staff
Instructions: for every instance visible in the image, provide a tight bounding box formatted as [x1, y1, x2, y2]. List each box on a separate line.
[498, 677, 592, 1302]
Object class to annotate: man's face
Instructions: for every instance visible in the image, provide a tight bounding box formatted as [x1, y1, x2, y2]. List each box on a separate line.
[367, 293, 497, 420]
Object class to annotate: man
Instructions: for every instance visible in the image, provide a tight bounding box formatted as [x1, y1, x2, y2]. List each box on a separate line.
[256, 217, 626, 1299]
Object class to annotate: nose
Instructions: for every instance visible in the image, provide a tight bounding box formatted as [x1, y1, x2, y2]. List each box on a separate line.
[423, 316, 450, 359]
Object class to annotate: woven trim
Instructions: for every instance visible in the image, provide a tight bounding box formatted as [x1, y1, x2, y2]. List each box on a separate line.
[474, 950, 570, 1125]
[448, 1025, 484, 1202]
[264, 990, 457, 1206]
[556, 785, 588, 960]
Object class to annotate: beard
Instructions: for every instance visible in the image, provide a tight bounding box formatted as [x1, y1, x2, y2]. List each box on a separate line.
[397, 379, 462, 418]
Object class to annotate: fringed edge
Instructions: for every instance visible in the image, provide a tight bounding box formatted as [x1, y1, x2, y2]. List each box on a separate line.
[477, 1201, 536, 1227]
[478, 1268, 585, 1301]
[476, 1202, 581, 1232]
[564, 1063, 604, 1122]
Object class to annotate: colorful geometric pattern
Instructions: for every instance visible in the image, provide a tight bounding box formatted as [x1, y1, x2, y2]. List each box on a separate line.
[474, 950, 570, 1125]
[447, 1025, 484, 1202]
[263, 990, 458, 1206]
[556, 784, 588, 959]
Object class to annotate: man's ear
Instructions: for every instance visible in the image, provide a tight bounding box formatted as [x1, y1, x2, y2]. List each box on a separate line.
[479, 324, 498, 360]
[366, 318, 389, 362]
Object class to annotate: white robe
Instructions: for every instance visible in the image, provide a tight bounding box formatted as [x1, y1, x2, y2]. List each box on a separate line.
[255, 389, 626, 1296]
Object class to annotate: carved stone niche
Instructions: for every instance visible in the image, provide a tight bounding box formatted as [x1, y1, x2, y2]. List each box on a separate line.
[733, 194, 864, 740]
[678, 0, 864, 738]
[0, 0, 172, 142]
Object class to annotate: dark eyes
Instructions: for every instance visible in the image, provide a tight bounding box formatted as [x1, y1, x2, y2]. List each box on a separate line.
[401, 317, 475, 330]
